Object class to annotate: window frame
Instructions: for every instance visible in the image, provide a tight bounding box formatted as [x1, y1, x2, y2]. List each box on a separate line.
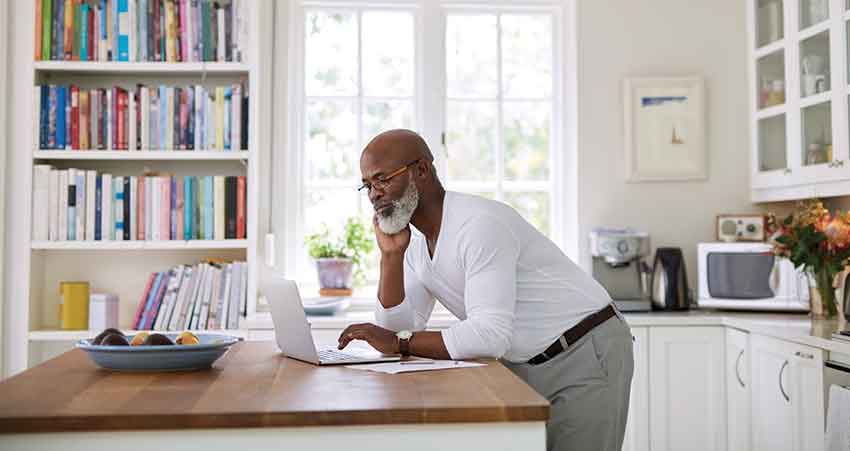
[277, 0, 578, 287]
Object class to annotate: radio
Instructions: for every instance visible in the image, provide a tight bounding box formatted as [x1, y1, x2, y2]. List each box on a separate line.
[716, 214, 766, 242]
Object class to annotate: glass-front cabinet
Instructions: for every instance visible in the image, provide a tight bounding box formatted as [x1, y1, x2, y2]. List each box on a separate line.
[749, 0, 850, 201]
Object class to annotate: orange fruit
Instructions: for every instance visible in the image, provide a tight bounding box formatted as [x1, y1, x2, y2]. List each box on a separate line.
[175, 331, 200, 345]
[130, 332, 150, 346]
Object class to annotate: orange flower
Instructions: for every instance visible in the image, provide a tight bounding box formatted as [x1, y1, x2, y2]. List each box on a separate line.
[825, 218, 850, 248]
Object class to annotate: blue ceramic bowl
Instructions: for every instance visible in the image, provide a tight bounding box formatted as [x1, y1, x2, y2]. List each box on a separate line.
[76, 333, 242, 372]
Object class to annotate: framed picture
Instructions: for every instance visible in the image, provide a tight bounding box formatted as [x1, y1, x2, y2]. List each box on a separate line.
[623, 77, 706, 182]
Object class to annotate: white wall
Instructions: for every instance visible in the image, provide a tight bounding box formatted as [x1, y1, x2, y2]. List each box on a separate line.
[576, 0, 753, 290]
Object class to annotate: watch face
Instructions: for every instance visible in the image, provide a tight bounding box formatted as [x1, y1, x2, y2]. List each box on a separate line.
[397, 330, 413, 340]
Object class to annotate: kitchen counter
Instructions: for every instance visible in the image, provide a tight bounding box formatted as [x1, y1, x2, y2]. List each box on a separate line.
[243, 307, 850, 356]
[0, 341, 548, 451]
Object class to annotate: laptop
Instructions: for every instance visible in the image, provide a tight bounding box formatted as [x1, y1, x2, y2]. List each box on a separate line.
[264, 277, 402, 365]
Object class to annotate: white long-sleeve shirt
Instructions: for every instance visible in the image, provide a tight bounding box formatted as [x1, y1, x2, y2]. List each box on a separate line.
[375, 191, 612, 363]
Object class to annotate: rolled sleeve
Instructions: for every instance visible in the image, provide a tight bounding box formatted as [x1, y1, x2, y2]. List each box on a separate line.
[374, 249, 435, 332]
[441, 217, 519, 359]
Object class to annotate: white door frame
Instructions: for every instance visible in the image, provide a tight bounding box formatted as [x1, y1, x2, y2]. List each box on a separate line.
[0, 0, 9, 379]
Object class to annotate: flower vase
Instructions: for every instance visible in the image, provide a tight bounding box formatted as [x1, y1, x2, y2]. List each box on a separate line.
[808, 268, 838, 319]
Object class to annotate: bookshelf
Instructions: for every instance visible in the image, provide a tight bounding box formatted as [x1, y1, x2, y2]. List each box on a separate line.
[6, 1, 273, 374]
[34, 150, 250, 160]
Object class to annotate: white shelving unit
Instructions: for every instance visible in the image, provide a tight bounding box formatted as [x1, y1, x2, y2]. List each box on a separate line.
[33, 150, 250, 160]
[33, 61, 250, 74]
[6, 2, 274, 373]
[748, 0, 850, 201]
[31, 240, 249, 251]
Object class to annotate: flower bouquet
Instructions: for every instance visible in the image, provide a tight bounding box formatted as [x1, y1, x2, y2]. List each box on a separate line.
[767, 199, 850, 319]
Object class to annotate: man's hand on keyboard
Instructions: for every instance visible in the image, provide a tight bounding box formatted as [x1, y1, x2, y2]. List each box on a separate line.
[337, 323, 399, 354]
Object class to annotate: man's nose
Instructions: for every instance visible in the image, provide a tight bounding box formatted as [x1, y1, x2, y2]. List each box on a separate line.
[368, 186, 384, 204]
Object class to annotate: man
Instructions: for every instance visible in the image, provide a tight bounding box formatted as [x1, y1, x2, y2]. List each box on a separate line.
[337, 129, 634, 451]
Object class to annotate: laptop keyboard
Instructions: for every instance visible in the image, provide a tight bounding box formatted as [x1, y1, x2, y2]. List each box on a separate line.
[317, 349, 367, 363]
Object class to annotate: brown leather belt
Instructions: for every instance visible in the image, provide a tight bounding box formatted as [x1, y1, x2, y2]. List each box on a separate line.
[528, 304, 617, 366]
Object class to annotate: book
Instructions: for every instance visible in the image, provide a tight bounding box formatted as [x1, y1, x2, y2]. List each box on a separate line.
[67, 168, 76, 240]
[236, 176, 245, 239]
[32, 165, 52, 241]
[101, 173, 112, 240]
[225, 176, 236, 239]
[58, 170, 68, 240]
[114, 176, 123, 241]
[94, 174, 102, 240]
[85, 170, 96, 240]
[48, 169, 59, 240]
[214, 175, 224, 240]
[133, 272, 157, 329]
[75, 171, 84, 240]
[138, 271, 164, 329]
[137, 175, 145, 240]
[123, 176, 131, 240]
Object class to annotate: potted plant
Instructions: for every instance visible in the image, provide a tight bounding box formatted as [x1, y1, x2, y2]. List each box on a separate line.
[767, 199, 850, 319]
[304, 217, 375, 295]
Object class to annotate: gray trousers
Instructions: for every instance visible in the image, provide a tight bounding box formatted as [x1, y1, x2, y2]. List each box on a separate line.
[501, 314, 634, 451]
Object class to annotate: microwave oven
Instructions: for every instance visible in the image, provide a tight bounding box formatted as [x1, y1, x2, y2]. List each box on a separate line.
[697, 242, 809, 312]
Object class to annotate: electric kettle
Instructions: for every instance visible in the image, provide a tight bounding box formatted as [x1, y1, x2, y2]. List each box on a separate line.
[651, 247, 691, 310]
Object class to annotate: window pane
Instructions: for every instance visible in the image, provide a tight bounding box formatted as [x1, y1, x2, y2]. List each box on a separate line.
[305, 11, 358, 96]
[306, 100, 358, 180]
[362, 12, 414, 97]
[446, 101, 497, 181]
[504, 101, 551, 181]
[504, 192, 550, 236]
[304, 189, 361, 235]
[362, 100, 414, 143]
[502, 15, 552, 98]
[447, 15, 498, 98]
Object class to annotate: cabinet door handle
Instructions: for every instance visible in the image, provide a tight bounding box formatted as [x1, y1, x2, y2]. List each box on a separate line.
[735, 349, 746, 388]
[794, 351, 814, 359]
[779, 360, 790, 402]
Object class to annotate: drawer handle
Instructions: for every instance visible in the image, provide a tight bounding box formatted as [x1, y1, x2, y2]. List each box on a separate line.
[779, 360, 790, 403]
[794, 351, 814, 360]
[735, 349, 745, 388]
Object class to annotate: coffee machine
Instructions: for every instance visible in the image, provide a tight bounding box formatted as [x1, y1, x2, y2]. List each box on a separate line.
[590, 228, 652, 312]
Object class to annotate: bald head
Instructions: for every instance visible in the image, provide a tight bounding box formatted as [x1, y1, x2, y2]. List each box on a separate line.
[361, 129, 434, 165]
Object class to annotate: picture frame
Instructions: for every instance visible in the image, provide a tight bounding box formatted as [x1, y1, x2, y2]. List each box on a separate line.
[623, 77, 706, 182]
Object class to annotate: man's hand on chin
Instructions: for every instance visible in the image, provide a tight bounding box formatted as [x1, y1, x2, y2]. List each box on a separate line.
[373, 215, 411, 257]
[337, 323, 400, 355]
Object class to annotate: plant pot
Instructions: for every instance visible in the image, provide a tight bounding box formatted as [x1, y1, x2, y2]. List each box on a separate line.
[315, 258, 354, 290]
[807, 267, 839, 320]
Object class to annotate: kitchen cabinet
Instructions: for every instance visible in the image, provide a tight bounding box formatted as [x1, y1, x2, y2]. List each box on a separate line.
[648, 327, 726, 451]
[750, 334, 824, 451]
[747, 0, 850, 202]
[726, 328, 751, 451]
[622, 327, 649, 451]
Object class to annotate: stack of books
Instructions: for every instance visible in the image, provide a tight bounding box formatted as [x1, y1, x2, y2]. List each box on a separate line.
[36, 82, 248, 151]
[35, 0, 249, 63]
[133, 261, 248, 331]
[32, 165, 247, 241]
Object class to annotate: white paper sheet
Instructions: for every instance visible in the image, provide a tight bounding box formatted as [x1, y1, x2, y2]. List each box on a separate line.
[344, 360, 486, 374]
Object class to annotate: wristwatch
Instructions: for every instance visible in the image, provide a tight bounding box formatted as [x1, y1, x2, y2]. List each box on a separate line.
[396, 330, 413, 357]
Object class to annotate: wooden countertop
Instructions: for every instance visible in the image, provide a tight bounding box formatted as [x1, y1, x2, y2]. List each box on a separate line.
[0, 342, 549, 433]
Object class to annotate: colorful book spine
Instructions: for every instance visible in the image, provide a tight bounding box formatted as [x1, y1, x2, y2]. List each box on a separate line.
[133, 273, 157, 329]
[236, 176, 245, 239]
[80, 1, 89, 60]
[95, 174, 102, 240]
[42, 0, 53, 61]
[184, 176, 193, 240]
[204, 176, 213, 239]
[170, 176, 177, 240]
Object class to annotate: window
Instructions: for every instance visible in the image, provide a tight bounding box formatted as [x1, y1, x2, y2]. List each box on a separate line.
[283, 1, 570, 288]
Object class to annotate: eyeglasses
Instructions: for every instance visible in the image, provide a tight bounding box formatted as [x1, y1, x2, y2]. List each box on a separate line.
[358, 159, 421, 193]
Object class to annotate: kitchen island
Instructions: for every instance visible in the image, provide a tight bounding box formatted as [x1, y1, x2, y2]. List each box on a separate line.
[0, 341, 549, 451]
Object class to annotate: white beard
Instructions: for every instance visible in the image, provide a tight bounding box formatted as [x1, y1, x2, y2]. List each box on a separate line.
[377, 177, 419, 235]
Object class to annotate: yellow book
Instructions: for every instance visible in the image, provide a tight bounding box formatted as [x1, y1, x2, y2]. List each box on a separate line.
[64, 0, 74, 60]
[216, 87, 225, 150]
[60, 281, 89, 330]
[79, 90, 89, 150]
[166, 0, 177, 62]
